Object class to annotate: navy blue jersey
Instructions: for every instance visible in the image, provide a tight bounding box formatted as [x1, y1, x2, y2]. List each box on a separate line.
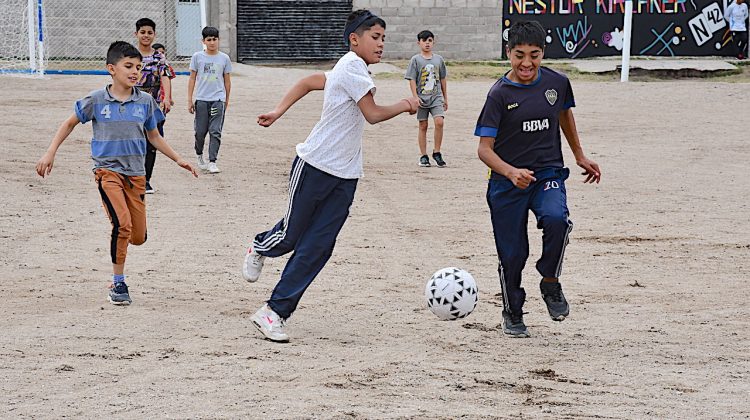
[474, 67, 575, 176]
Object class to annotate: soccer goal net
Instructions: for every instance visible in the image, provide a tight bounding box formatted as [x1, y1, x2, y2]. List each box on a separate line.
[0, 0, 45, 76]
[0, 0, 204, 76]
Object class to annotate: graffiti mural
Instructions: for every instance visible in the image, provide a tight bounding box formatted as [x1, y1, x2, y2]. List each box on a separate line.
[503, 0, 737, 57]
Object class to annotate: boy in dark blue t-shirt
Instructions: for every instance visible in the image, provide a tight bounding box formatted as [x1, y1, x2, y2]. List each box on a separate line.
[475, 21, 601, 338]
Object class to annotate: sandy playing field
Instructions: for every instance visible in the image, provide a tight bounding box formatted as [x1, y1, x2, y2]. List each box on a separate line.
[1, 64, 749, 418]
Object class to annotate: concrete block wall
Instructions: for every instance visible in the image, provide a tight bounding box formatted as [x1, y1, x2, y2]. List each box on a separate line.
[208, 0, 238, 60]
[352, 0, 503, 60]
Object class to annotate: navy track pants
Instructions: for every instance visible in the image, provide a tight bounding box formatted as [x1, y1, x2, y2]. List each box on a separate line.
[252, 157, 357, 319]
[486, 167, 573, 316]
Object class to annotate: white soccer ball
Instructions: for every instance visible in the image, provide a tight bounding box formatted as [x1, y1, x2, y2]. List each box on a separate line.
[425, 267, 478, 320]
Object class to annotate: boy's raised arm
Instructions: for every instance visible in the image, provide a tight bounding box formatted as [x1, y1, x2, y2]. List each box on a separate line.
[36, 114, 80, 178]
[357, 92, 418, 124]
[257, 73, 326, 127]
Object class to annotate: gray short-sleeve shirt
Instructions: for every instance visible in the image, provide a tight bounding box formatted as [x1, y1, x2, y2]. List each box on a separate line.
[405, 54, 447, 108]
[190, 51, 232, 102]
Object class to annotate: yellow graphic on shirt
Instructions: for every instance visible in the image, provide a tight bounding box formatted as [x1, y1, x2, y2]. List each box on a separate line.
[200, 62, 219, 83]
[419, 63, 439, 95]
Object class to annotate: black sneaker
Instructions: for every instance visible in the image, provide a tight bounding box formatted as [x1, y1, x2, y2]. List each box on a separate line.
[419, 155, 430, 167]
[108, 282, 132, 306]
[502, 310, 530, 338]
[540, 280, 569, 321]
[432, 152, 446, 167]
[145, 182, 155, 194]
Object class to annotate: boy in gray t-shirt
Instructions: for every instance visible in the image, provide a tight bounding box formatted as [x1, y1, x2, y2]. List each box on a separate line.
[405, 30, 448, 167]
[187, 26, 232, 174]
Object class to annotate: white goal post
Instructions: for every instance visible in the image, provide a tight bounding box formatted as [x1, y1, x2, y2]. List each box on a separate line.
[0, 0, 45, 76]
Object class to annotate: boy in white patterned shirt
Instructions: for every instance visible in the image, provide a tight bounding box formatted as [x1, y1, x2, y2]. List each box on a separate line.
[241, 9, 419, 342]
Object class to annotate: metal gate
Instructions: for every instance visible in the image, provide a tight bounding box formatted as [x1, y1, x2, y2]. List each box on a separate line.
[176, 0, 202, 57]
[237, 0, 352, 61]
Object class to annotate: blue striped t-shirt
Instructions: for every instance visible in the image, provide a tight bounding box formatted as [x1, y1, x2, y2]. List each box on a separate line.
[75, 85, 164, 176]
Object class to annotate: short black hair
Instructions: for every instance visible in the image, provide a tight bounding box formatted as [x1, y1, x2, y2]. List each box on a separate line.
[202, 26, 220, 39]
[136, 18, 156, 31]
[106, 41, 142, 65]
[417, 30, 434, 41]
[152, 43, 165, 50]
[346, 9, 386, 36]
[507, 21, 546, 50]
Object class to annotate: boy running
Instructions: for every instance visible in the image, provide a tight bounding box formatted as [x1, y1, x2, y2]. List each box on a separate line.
[187, 26, 232, 174]
[405, 30, 448, 167]
[241, 10, 419, 342]
[475, 21, 601, 338]
[134, 18, 174, 193]
[35, 41, 197, 305]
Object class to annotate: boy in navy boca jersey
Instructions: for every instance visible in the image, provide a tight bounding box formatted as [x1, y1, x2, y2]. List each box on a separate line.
[475, 21, 601, 338]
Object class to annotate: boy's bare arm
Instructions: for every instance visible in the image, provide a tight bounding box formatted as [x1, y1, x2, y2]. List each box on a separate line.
[145, 129, 198, 177]
[440, 78, 448, 111]
[357, 92, 419, 124]
[36, 114, 80, 177]
[257, 73, 326, 127]
[478, 137, 536, 189]
[187, 70, 197, 114]
[559, 108, 601, 183]
[408, 79, 419, 98]
[224, 73, 231, 112]
[161, 76, 172, 113]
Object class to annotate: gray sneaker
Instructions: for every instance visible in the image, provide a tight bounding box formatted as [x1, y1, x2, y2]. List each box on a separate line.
[242, 248, 266, 282]
[540, 280, 570, 321]
[502, 310, 530, 338]
[108, 282, 132, 306]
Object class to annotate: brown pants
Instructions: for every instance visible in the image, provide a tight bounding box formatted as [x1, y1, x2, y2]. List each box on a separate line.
[95, 169, 147, 264]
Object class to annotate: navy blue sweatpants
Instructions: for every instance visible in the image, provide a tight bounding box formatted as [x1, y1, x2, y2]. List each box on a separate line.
[252, 157, 357, 319]
[486, 167, 573, 316]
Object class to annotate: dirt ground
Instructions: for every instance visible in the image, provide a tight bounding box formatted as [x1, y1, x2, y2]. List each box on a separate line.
[1, 63, 749, 419]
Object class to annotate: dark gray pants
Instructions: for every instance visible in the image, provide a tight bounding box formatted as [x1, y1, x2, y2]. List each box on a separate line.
[194, 100, 225, 162]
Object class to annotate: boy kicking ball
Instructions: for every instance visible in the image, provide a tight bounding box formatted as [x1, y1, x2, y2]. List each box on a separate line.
[36, 41, 197, 305]
[242, 10, 419, 342]
[475, 21, 601, 337]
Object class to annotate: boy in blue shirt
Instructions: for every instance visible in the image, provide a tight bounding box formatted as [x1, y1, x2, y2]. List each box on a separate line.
[241, 10, 419, 342]
[36, 41, 197, 306]
[187, 26, 232, 174]
[475, 21, 601, 337]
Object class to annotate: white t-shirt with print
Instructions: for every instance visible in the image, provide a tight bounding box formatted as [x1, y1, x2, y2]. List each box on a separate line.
[296, 51, 375, 179]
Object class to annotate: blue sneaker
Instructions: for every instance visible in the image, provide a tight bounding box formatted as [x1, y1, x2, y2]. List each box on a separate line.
[108, 282, 132, 306]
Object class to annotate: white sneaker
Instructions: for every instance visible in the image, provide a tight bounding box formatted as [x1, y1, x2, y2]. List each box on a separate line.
[250, 304, 289, 342]
[242, 248, 265, 282]
[197, 155, 208, 171]
[208, 162, 221, 173]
